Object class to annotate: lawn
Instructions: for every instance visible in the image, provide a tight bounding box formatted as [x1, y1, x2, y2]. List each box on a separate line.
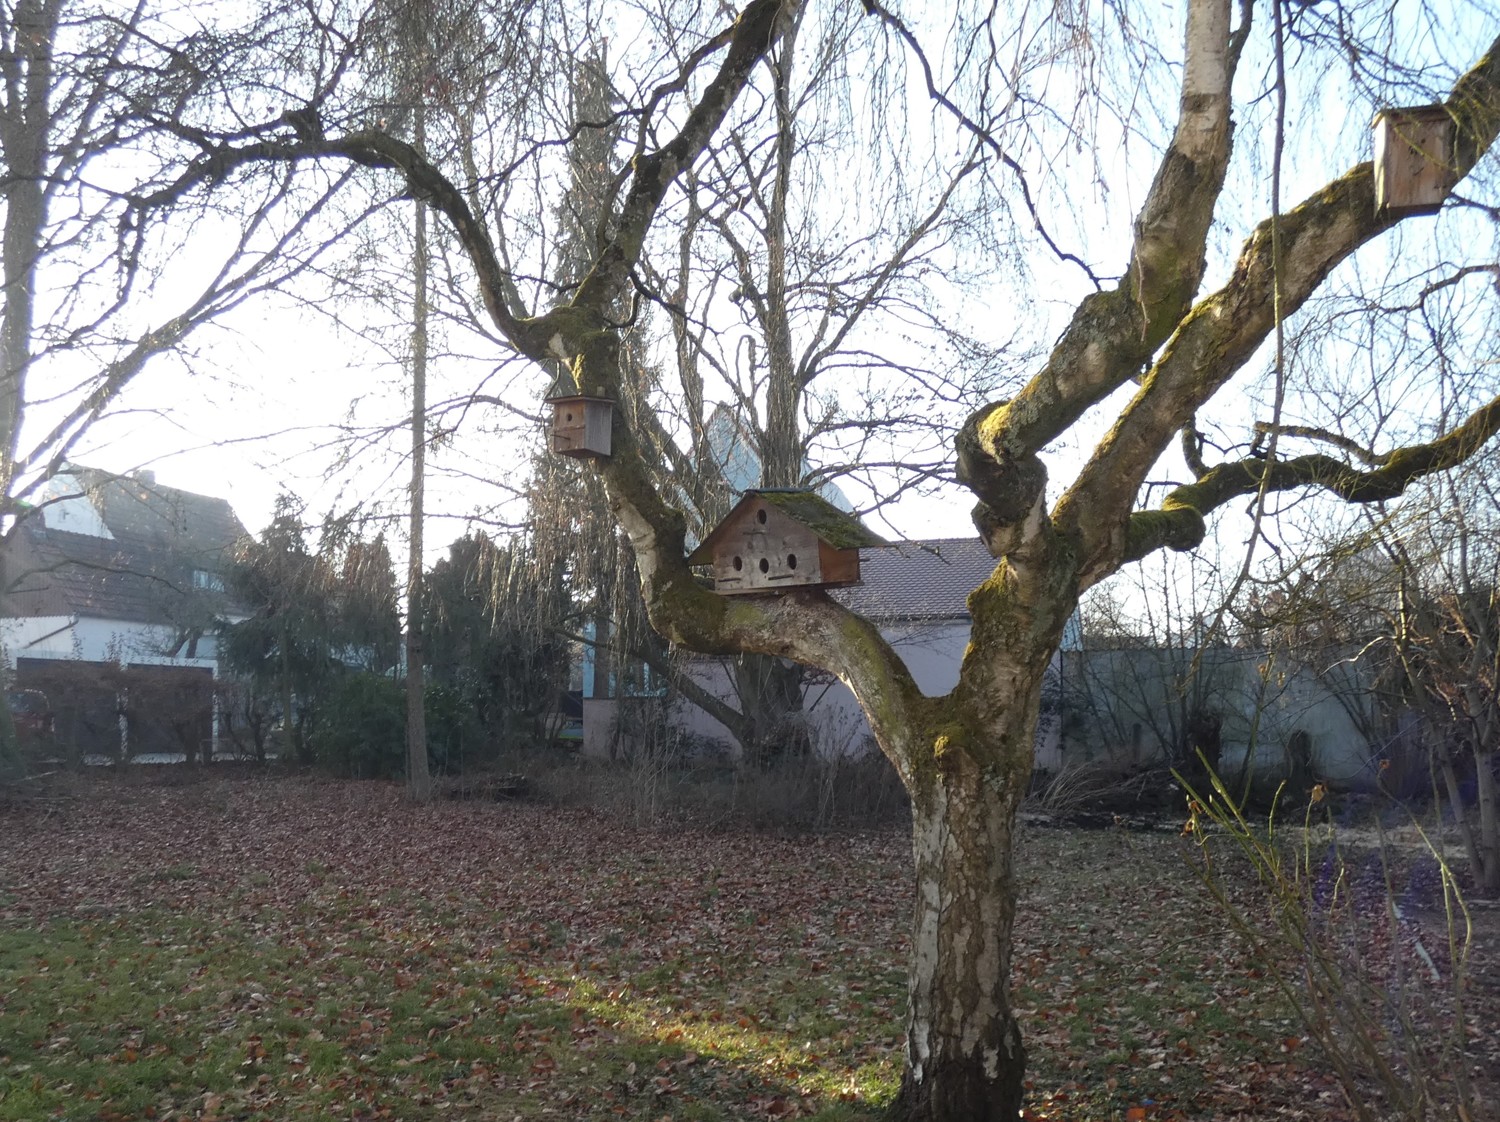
[0, 773, 1482, 1121]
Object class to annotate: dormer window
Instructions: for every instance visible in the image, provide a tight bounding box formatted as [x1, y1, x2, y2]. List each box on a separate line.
[193, 570, 225, 592]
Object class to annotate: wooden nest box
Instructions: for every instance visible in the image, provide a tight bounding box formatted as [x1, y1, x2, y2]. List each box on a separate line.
[688, 489, 889, 595]
[1373, 105, 1457, 218]
[546, 394, 613, 458]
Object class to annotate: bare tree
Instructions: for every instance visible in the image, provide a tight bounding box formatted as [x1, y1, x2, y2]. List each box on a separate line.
[133, 1, 1500, 1116]
[1252, 460, 1500, 896]
[1, 0, 370, 510]
[0, 0, 373, 772]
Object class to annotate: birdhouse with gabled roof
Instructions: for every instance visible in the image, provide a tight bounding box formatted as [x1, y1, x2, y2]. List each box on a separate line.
[544, 369, 614, 459]
[546, 393, 613, 458]
[1373, 105, 1457, 218]
[688, 489, 890, 595]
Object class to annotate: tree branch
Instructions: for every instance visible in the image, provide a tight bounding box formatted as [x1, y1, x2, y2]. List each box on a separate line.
[1065, 30, 1500, 582]
[957, 0, 1246, 555]
[1252, 422, 1385, 466]
[133, 130, 531, 348]
[1123, 393, 1500, 565]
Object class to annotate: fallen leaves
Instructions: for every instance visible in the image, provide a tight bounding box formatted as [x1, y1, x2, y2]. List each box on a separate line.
[0, 772, 1492, 1121]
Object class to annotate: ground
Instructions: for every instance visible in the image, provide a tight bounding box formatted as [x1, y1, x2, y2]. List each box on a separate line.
[0, 772, 1493, 1121]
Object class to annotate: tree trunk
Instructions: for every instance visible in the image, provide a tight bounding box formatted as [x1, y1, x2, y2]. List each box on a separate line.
[733, 653, 809, 765]
[405, 108, 433, 804]
[897, 738, 1031, 1121]
[1433, 732, 1488, 895]
[0, 0, 52, 494]
[279, 618, 306, 764]
[1472, 746, 1499, 897]
[0, 699, 24, 782]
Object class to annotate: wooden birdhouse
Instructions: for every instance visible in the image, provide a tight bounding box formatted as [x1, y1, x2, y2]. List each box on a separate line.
[547, 394, 613, 459]
[1373, 105, 1457, 217]
[688, 489, 889, 595]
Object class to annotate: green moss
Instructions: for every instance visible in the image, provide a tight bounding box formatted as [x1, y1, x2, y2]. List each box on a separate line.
[571, 329, 620, 396]
[697, 489, 888, 558]
[655, 570, 731, 647]
[973, 400, 1014, 447]
[1126, 505, 1205, 558]
[932, 724, 964, 759]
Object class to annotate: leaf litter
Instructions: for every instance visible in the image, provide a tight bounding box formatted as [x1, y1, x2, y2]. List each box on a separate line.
[0, 773, 1492, 1120]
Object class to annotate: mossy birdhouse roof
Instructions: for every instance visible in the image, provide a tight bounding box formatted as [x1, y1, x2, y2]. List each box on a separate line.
[688, 489, 889, 564]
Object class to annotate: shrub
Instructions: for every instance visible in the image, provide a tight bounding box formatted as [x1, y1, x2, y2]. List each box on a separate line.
[422, 679, 487, 774]
[1181, 772, 1477, 1121]
[312, 672, 516, 780]
[311, 672, 405, 779]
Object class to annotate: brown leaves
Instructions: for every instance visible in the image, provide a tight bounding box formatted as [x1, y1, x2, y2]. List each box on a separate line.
[3, 774, 1491, 1121]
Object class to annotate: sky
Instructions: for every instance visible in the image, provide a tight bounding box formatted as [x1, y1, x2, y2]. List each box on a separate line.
[29, 0, 1500, 601]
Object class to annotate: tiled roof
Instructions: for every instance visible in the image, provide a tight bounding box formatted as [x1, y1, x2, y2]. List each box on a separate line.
[4, 469, 249, 626]
[73, 467, 247, 563]
[834, 537, 997, 622]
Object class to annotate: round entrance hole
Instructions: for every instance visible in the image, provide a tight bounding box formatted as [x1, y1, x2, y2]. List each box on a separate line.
[786, 553, 797, 570]
[756, 508, 768, 525]
[759, 557, 770, 574]
[732, 556, 743, 571]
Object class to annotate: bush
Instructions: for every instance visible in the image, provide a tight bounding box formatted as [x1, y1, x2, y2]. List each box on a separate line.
[422, 679, 489, 774]
[311, 672, 515, 780]
[1181, 772, 1477, 1121]
[311, 672, 406, 779]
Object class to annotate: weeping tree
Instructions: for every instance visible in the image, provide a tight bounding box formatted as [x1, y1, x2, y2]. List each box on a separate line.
[643, 2, 996, 765]
[533, 10, 996, 765]
[140, 0, 1500, 1116]
[425, 530, 572, 751]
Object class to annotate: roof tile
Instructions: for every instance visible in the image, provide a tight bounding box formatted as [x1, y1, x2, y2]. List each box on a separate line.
[834, 537, 996, 621]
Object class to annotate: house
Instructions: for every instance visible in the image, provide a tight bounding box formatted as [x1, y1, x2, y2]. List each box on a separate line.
[0, 466, 250, 762]
[1058, 643, 1380, 791]
[585, 536, 1077, 763]
[582, 527, 1378, 787]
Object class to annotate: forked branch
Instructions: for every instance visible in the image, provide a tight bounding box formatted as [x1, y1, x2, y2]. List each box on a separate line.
[1123, 393, 1500, 564]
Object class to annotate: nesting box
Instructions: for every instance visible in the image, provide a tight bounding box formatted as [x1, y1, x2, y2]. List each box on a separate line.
[1373, 105, 1456, 217]
[547, 394, 613, 458]
[688, 489, 889, 595]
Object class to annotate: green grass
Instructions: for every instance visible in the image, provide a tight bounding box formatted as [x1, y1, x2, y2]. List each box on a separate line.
[3, 905, 806, 1121]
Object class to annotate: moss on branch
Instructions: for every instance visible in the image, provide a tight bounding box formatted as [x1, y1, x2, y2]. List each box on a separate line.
[1062, 55, 1500, 576]
[1450, 37, 1500, 174]
[1124, 393, 1500, 564]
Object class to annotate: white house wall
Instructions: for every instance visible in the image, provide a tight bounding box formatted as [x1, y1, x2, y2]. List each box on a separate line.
[1062, 648, 1377, 789]
[620, 620, 1044, 762]
[1219, 663, 1378, 789]
[36, 473, 115, 538]
[0, 615, 221, 669]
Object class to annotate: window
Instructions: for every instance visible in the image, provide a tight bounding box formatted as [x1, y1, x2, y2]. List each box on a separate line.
[193, 570, 225, 592]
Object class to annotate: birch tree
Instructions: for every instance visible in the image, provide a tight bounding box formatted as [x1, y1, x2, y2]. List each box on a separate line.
[1, 0, 359, 519]
[0, 0, 365, 772]
[139, 0, 1500, 1116]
